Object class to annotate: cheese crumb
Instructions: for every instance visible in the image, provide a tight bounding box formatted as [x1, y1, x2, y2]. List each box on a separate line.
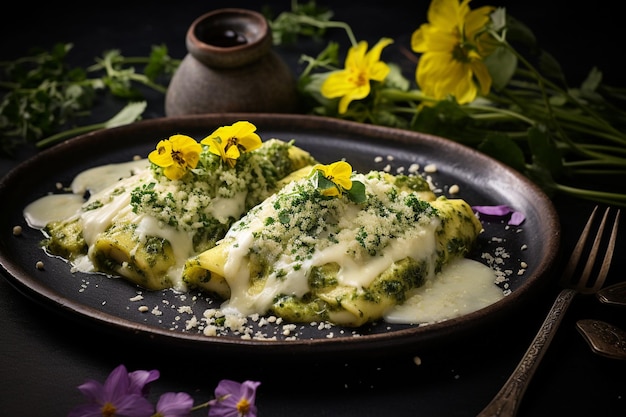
[424, 163, 437, 173]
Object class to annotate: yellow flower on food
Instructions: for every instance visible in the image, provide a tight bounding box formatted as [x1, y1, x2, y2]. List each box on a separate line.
[201, 121, 262, 168]
[321, 38, 393, 114]
[411, 0, 495, 104]
[148, 134, 202, 180]
[312, 161, 353, 197]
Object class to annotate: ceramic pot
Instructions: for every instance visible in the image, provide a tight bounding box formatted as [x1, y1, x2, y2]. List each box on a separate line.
[165, 8, 299, 116]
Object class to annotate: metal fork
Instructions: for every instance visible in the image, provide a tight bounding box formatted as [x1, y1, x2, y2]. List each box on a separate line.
[476, 206, 621, 417]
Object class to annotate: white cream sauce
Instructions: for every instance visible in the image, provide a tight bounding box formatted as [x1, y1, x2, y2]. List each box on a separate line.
[384, 258, 504, 324]
[71, 159, 149, 195]
[23, 194, 85, 229]
[23, 159, 149, 229]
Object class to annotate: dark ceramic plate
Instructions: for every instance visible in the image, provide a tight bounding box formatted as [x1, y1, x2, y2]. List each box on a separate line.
[0, 114, 560, 358]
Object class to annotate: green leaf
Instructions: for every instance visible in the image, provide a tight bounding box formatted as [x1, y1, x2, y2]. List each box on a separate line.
[412, 100, 478, 144]
[371, 109, 410, 129]
[144, 44, 179, 81]
[346, 180, 366, 204]
[484, 46, 517, 91]
[524, 163, 557, 197]
[580, 67, 603, 93]
[313, 171, 336, 191]
[266, 1, 334, 45]
[477, 132, 527, 172]
[384, 63, 411, 91]
[489, 8, 506, 32]
[537, 50, 566, 83]
[504, 14, 537, 50]
[527, 126, 564, 177]
[104, 101, 147, 128]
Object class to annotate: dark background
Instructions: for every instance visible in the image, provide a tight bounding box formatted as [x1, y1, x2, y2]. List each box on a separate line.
[2, 1, 621, 85]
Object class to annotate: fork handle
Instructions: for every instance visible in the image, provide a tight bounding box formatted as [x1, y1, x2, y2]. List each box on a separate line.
[476, 288, 577, 417]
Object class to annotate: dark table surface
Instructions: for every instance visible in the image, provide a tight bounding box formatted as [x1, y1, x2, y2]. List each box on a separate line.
[1, 2, 625, 416]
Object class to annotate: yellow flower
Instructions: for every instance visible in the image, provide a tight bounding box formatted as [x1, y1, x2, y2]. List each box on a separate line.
[148, 134, 202, 180]
[201, 121, 262, 168]
[321, 38, 393, 114]
[312, 161, 353, 197]
[411, 0, 495, 104]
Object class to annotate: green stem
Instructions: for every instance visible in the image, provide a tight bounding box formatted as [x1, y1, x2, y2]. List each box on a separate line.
[565, 158, 626, 168]
[552, 183, 626, 207]
[379, 88, 431, 102]
[128, 73, 168, 94]
[572, 143, 626, 156]
[465, 103, 536, 125]
[568, 168, 626, 175]
[501, 94, 626, 146]
[35, 122, 106, 148]
[0, 80, 22, 90]
[282, 14, 357, 46]
[552, 118, 626, 147]
[515, 68, 626, 137]
[190, 401, 210, 412]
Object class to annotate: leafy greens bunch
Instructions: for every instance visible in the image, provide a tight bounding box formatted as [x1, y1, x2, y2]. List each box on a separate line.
[269, 0, 626, 207]
[0, 43, 179, 154]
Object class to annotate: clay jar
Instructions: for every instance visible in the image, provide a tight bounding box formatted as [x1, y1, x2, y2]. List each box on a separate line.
[165, 8, 299, 116]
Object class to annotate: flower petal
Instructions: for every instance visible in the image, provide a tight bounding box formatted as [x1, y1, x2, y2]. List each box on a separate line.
[509, 211, 526, 226]
[209, 380, 261, 417]
[472, 205, 525, 225]
[412, 0, 494, 102]
[201, 121, 261, 167]
[156, 392, 194, 417]
[128, 369, 160, 396]
[104, 364, 131, 401]
[321, 38, 392, 114]
[472, 205, 513, 216]
[113, 393, 155, 417]
[149, 140, 174, 167]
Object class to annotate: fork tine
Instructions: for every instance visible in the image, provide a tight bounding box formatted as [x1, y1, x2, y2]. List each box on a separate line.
[563, 206, 620, 294]
[560, 205, 599, 285]
[579, 207, 610, 293]
[590, 208, 620, 293]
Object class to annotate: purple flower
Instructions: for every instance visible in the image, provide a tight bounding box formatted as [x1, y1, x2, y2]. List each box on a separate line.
[208, 380, 261, 417]
[472, 204, 525, 226]
[154, 392, 194, 417]
[67, 364, 155, 417]
[128, 369, 160, 396]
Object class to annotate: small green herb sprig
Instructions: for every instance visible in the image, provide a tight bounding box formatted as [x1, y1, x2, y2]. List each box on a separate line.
[0, 43, 179, 155]
[264, 0, 336, 45]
